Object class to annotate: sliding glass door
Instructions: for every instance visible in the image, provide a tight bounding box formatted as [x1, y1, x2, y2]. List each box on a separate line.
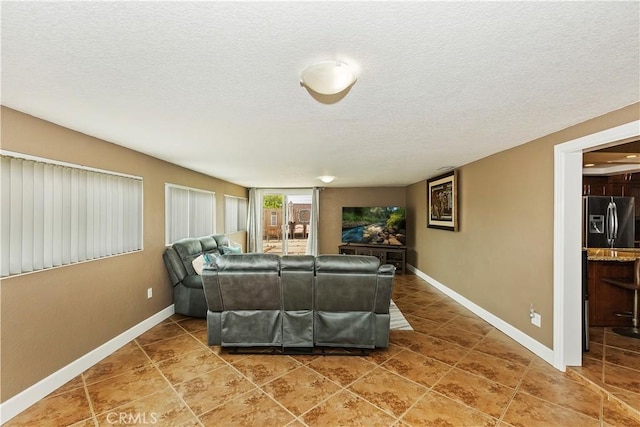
[261, 191, 312, 255]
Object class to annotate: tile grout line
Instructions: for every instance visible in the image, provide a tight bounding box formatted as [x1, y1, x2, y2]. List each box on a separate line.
[81, 340, 166, 420]
[515, 361, 605, 425]
[496, 358, 532, 426]
[375, 348, 446, 425]
[191, 358, 316, 425]
[80, 372, 99, 427]
[133, 335, 205, 426]
[434, 326, 504, 424]
[83, 333, 205, 425]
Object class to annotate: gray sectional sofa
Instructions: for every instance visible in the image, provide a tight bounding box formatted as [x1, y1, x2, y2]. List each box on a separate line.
[162, 234, 232, 317]
[201, 253, 395, 350]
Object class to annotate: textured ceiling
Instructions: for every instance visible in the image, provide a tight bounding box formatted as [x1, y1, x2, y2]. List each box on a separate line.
[2, 2, 639, 188]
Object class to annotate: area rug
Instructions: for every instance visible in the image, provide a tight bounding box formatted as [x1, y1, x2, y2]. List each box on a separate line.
[389, 300, 413, 330]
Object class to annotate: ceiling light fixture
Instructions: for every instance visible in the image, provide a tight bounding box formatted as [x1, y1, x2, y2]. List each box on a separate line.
[300, 60, 356, 95]
[318, 175, 335, 183]
[584, 163, 595, 167]
[626, 154, 638, 159]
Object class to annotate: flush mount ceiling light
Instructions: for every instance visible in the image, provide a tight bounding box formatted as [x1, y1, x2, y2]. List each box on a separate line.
[318, 175, 335, 183]
[300, 60, 356, 95]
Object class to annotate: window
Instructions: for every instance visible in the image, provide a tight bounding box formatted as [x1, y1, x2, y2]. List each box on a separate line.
[165, 184, 215, 244]
[224, 195, 247, 234]
[270, 211, 278, 226]
[1, 153, 143, 277]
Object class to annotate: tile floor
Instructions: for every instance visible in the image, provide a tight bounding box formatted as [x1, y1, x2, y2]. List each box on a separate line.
[6, 273, 640, 426]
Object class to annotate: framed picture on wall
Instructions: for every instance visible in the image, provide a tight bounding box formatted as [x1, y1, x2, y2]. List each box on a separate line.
[427, 170, 458, 231]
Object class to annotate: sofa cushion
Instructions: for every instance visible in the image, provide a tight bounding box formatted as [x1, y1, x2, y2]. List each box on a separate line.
[281, 255, 315, 348]
[182, 274, 204, 289]
[199, 235, 219, 253]
[212, 234, 230, 247]
[172, 238, 203, 276]
[315, 254, 380, 273]
[281, 255, 315, 311]
[220, 245, 242, 254]
[215, 253, 280, 272]
[192, 254, 206, 275]
[315, 255, 379, 312]
[214, 254, 281, 311]
[203, 252, 220, 264]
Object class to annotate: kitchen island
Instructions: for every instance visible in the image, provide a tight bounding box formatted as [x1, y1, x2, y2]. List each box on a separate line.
[586, 248, 640, 326]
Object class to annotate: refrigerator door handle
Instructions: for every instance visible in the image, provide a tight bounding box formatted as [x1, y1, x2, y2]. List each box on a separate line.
[612, 201, 618, 241]
[606, 200, 616, 247]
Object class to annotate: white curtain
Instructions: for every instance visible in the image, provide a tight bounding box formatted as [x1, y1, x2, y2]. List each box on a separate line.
[306, 187, 320, 256]
[246, 188, 262, 253]
[1, 155, 142, 277]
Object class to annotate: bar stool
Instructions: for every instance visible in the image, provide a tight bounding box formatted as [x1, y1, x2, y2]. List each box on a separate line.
[601, 258, 640, 339]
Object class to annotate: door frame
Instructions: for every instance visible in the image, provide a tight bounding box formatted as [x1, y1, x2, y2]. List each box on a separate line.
[553, 120, 639, 370]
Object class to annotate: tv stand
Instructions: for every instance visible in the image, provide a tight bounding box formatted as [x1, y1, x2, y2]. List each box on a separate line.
[338, 244, 406, 274]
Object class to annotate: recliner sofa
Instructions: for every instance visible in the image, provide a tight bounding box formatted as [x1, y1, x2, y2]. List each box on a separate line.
[201, 253, 395, 350]
[163, 234, 231, 317]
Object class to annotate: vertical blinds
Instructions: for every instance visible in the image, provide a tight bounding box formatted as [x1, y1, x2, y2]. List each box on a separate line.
[165, 184, 215, 244]
[1, 154, 143, 277]
[224, 195, 247, 234]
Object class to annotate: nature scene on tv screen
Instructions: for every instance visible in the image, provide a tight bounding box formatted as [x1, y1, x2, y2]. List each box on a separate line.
[342, 206, 406, 245]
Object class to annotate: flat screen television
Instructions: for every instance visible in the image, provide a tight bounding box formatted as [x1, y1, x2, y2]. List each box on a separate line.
[341, 206, 406, 246]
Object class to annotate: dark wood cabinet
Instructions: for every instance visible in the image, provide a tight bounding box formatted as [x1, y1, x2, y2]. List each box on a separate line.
[583, 173, 638, 197]
[339, 244, 406, 274]
[582, 176, 608, 196]
[587, 260, 635, 326]
[606, 173, 633, 197]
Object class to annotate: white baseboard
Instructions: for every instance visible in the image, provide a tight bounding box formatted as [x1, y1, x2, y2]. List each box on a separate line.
[0, 305, 175, 424]
[406, 265, 555, 367]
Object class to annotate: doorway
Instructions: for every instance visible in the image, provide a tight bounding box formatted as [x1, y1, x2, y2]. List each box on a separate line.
[261, 192, 312, 255]
[554, 120, 639, 370]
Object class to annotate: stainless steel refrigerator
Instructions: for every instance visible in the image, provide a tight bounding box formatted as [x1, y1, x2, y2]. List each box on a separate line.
[583, 196, 635, 248]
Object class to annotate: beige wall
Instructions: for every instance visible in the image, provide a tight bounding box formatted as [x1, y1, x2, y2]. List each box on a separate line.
[2, 102, 637, 401]
[406, 103, 639, 348]
[319, 187, 406, 255]
[0, 107, 248, 401]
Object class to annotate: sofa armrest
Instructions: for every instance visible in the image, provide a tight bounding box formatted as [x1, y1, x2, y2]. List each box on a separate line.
[374, 264, 395, 314]
[163, 247, 187, 286]
[201, 266, 223, 312]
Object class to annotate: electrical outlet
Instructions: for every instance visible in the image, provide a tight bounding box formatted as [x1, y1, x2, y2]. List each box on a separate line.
[531, 312, 541, 327]
[147, 287, 153, 299]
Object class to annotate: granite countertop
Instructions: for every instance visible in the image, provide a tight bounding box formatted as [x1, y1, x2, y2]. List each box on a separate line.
[586, 248, 640, 261]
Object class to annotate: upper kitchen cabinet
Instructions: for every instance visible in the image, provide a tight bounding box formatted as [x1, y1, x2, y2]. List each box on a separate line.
[582, 175, 608, 196]
[606, 173, 634, 197]
[582, 173, 639, 198]
[582, 139, 639, 198]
